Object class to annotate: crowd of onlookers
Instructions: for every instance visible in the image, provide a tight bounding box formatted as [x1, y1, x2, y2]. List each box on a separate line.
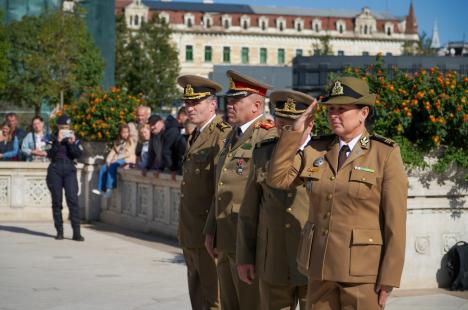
[0, 107, 195, 199]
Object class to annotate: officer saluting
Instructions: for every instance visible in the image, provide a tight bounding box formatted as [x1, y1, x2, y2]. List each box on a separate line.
[46, 114, 84, 241]
[236, 90, 315, 310]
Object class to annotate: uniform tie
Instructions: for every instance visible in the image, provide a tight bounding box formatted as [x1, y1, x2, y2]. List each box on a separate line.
[337, 145, 350, 171]
[231, 127, 243, 146]
[189, 129, 200, 146]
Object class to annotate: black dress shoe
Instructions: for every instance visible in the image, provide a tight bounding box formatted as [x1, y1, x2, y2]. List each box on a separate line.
[72, 235, 85, 241]
[55, 232, 64, 240]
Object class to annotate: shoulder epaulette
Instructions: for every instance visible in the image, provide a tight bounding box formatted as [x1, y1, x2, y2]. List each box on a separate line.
[255, 137, 278, 149]
[216, 121, 231, 131]
[254, 119, 275, 130]
[370, 134, 395, 146]
[310, 134, 336, 141]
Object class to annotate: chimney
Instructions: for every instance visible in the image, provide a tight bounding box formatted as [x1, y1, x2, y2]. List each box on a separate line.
[405, 0, 418, 34]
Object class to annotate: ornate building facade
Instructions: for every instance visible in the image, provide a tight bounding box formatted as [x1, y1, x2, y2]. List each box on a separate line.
[116, 0, 419, 77]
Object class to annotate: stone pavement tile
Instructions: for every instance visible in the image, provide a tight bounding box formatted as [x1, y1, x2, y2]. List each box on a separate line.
[0, 222, 190, 310]
[387, 294, 468, 310]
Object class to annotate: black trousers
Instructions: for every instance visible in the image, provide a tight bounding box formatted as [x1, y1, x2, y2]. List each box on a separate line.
[46, 162, 81, 234]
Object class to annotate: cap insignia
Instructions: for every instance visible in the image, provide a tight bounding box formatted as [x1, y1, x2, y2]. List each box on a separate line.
[331, 81, 344, 96]
[284, 97, 296, 112]
[185, 84, 194, 96]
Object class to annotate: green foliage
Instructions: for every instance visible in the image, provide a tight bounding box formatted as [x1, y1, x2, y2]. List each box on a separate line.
[402, 31, 437, 56]
[328, 54, 468, 176]
[312, 35, 334, 56]
[3, 8, 104, 114]
[115, 14, 180, 108]
[0, 11, 9, 91]
[59, 87, 141, 142]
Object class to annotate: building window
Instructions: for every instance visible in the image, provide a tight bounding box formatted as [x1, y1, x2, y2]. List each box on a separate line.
[362, 51, 370, 56]
[260, 48, 267, 64]
[339, 25, 343, 34]
[364, 25, 368, 34]
[296, 49, 303, 56]
[337, 50, 345, 56]
[314, 49, 321, 55]
[159, 12, 169, 24]
[313, 19, 321, 32]
[279, 22, 284, 31]
[277, 18, 286, 32]
[203, 15, 212, 28]
[243, 20, 248, 30]
[135, 15, 139, 26]
[261, 21, 266, 30]
[241, 15, 250, 30]
[223, 47, 231, 63]
[204, 46, 212, 62]
[277, 48, 285, 64]
[242, 47, 249, 64]
[185, 14, 194, 28]
[222, 15, 231, 29]
[129, 15, 133, 26]
[295, 18, 303, 32]
[186, 45, 193, 62]
[259, 16, 268, 31]
[386, 52, 393, 56]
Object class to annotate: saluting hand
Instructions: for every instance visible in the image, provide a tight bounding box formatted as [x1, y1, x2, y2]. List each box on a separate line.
[293, 98, 318, 134]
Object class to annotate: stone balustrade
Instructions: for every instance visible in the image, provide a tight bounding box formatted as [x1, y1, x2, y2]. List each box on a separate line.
[0, 162, 466, 289]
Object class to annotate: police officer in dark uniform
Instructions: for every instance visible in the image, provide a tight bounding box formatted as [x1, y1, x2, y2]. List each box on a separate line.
[46, 114, 84, 241]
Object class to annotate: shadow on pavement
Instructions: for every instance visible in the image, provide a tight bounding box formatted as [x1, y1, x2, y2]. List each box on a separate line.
[85, 221, 181, 255]
[0, 225, 55, 238]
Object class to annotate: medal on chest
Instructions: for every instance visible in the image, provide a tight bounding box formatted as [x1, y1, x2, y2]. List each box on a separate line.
[236, 159, 244, 175]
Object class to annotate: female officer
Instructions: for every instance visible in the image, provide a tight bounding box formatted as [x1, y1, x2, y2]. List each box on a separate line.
[47, 114, 84, 241]
[267, 77, 408, 309]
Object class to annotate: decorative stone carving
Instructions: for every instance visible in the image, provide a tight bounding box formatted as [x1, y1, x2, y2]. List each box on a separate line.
[415, 236, 430, 255]
[170, 188, 181, 225]
[153, 186, 168, 223]
[25, 178, 50, 206]
[443, 233, 458, 253]
[0, 177, 9, 206]
[121, 181, 136, 215]
[137, 184, 152, 218]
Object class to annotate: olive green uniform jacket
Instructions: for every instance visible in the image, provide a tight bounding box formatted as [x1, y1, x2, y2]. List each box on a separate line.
[236, 135, 309, 285]
[179, 116, 231, 248]
[267, 129, 408, 288]
[204, 116, 277, 254]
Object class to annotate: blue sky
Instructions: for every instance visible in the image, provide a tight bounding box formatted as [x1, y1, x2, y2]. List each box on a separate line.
[184, 0, 468, 45]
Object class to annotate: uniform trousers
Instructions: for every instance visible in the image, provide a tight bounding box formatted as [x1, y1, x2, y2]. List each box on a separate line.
[46, 162, 81, 233]
[306, 280, 383, 310]
[259, 278, 307, 310]
[182, 247, 220, 310]
[217, 251, 260, 310]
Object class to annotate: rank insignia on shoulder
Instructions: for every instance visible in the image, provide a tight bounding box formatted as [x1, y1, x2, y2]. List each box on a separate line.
[254, 119, 275, 130]
[313, 157, 324, 167]
[307, 167, 320, 173]
[241, 143, 252, 150]
[370, 134, 395, 146]
[354, 166, 375, 173]
[217, 121, 231, 131]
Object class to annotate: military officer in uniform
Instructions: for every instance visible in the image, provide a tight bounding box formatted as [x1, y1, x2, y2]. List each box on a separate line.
[204, 70, 276, 310]
[236, 90, 316, 310]
[177, 75, 231, 310]
[46, 114, 84, 241]
[267, 77, 408, 309]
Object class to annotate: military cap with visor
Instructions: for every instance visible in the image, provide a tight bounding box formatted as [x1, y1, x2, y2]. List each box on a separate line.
[321, 76, 376, 106]
[177, 75, 222, 101]
[270, 89, 315, 120]
[225, 70, 271, 98]
[56, 114, 71, 126]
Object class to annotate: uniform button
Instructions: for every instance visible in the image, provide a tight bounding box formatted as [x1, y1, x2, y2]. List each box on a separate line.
[287, 193, 293, 198]
[219, 182, 223, 186]
[228, 154, 232, 158]
[180, 193, 184, 198]
[223, 168, 227, 172]
[182, 181, 186, 185]
[323, 229, 329, 235]
[369, 238, 373, 242]
[285, 223, 291, 228]
[330, 176, 336, 181]
[326, 194, 333, 200]
[218, 197, 222, 201]
[362, 177, 366, 181]
[324, 211, 331, 218]
[206, 210, 209, 214]
[287, 207, 292, 212]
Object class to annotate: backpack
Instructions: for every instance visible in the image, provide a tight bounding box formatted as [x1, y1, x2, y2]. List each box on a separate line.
[446, 241, 468, 291]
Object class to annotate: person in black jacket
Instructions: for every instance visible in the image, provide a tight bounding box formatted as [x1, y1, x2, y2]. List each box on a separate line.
[162, 115, 186, 177]
[46, 114, 84, 241]
[142, 115, 165, 176]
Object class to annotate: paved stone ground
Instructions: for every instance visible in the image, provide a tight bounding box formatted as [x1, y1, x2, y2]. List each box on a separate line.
[1, 222, 467, 310]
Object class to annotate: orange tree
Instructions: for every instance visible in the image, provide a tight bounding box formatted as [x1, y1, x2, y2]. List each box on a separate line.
[62, 87, 142, 142]
[315, 55, 467, 177]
